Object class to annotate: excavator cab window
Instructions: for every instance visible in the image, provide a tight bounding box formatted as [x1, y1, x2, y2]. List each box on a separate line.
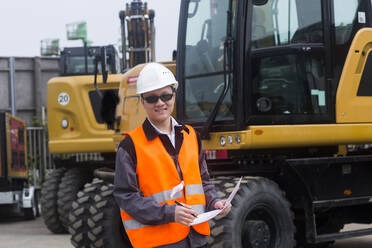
[332, 0, 367, 97]
[251, 51, 326, 115]
[248, 0, 329, 124]
[63, 55, 96, 75]
[252, 0, 323, 49]
[181, 0, 235, 123]
[334, 0, 359, 46]
[60, 45, 120, 76]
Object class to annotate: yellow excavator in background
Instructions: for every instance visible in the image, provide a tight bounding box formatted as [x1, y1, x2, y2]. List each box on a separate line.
[41, 1, 155, 247]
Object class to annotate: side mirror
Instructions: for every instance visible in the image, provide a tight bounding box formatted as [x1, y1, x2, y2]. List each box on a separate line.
[253, 0, 268, 6]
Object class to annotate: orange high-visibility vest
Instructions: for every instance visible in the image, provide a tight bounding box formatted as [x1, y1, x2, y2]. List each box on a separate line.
[120, 124, 210, 248]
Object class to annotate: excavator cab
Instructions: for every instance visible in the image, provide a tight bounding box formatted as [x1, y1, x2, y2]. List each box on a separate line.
[177, 0, 370, 134]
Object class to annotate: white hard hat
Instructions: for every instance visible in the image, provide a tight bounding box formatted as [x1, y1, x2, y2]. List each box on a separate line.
[136, 63, 178, 94]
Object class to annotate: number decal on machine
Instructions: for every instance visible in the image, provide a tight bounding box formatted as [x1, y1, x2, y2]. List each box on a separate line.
[58, 92, 70, 106]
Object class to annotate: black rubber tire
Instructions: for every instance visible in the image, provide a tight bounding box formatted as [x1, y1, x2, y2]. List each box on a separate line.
[57, 168, 93, 229]
[41, 167, 67, 234]
[208, 176, 296, 248]
[69, 178, 106, 248]
[87, 182, 132, 248]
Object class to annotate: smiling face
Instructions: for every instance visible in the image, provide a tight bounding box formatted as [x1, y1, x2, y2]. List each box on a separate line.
[141, 86, 175, 127]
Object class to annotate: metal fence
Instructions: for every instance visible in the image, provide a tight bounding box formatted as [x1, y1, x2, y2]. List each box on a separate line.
[27, 127, 53, 187]
[26, 127, 104, 186]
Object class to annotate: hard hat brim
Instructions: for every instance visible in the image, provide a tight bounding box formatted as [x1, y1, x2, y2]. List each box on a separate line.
[137, 81, 178, 94]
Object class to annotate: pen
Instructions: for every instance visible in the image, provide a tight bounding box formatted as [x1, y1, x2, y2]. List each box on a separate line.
[174, 200, 198, 217]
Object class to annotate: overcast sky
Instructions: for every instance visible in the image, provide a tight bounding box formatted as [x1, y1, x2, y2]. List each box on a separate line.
[0, 0, 180, 61]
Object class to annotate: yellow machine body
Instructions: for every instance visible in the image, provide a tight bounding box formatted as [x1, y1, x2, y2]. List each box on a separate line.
[47, 75, 122, 154]
[336, 28, 372, 123]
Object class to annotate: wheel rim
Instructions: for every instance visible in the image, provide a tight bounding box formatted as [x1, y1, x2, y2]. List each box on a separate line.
[241, 204, 279, 248]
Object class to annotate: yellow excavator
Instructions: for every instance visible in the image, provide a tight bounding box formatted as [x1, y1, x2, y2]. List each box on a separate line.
[44, 0, 372, 247]
[41, 0, 155, 246]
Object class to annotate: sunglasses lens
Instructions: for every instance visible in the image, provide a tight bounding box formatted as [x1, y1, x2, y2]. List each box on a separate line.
[144, 93, 173, 103]
[160, 94, 173, 102]
[145, 95, 159, 103]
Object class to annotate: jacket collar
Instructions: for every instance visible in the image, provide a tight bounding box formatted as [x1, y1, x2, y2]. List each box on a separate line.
[142, 118, 189, 141]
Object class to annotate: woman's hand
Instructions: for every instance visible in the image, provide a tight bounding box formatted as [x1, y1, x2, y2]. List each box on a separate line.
[214, 199, 232, 217]
[174, 204, 197, 226]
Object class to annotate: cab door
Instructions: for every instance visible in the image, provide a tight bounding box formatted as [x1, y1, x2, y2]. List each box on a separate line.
[246, 0, 332, 125]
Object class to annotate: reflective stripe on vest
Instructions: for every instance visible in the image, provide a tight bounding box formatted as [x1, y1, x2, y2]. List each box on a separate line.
[121, 183, 205, 230]
[151, 188, 183, 203]
[122, 204, 205, 231]
[186, 184, 205, 195]
[121, 124, 210, 248]
[122, 217, 147, 230]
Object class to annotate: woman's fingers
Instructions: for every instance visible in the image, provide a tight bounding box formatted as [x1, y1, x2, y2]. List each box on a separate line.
[214, 199, 232, 216]
[214, 200, 224, 209]
[219, 203, 232, 216]
[175, 206, 196, 225]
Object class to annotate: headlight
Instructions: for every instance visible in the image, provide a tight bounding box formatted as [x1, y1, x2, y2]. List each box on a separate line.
[61, 119, 69, 129]
[220, 136, 226, 146]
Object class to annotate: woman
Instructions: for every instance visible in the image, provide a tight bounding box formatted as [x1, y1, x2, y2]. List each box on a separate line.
[114, 63, 231, 248]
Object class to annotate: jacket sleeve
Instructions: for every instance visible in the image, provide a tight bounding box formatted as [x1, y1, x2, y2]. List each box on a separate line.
[113, 138, 176, 225]
[197, 134, 221, 212]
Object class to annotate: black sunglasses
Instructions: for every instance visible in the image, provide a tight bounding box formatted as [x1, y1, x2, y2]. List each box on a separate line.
[143, 93, 174, 104]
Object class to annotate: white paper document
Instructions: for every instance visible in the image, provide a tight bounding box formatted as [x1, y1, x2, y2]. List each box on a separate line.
[170, 181, 184, 198]
[190, 177, 242, 225]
